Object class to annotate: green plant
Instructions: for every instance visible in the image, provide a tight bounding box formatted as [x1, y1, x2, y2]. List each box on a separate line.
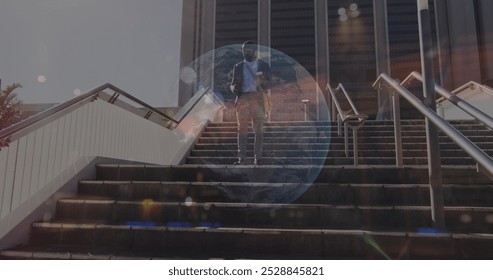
[0, 82, 23, 130]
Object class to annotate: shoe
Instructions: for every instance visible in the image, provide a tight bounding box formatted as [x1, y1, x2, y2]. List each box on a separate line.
[234, 158, 256, 165]
[233, 158, 246, 165]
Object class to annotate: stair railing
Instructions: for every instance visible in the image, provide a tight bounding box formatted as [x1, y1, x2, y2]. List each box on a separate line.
[401, 71, 493, 130]
[172, 86, 225, 125]
[0, 83, 173, 148]
[0, 84, 222, 149]
[327, 83, 368, 166]
[373, 73, 493, 177]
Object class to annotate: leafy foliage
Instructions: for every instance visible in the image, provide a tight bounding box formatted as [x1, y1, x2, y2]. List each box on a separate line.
[0, 83, 23, 130]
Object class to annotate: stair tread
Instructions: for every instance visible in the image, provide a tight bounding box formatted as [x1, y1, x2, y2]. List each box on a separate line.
[79, 180, 493, 188]
[14, 222, 448, 233]
[22, 223, 493, 238]
[53, 199, 493, 213]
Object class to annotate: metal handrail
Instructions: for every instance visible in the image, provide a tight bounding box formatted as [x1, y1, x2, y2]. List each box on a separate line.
[327, 83, 368, 166]
[0, 83, 220, 148]
[454, 80, 493, 96]
[172, 86, 225, 124]
[401, 71, 493, 130]
[373, 73, 493, 177]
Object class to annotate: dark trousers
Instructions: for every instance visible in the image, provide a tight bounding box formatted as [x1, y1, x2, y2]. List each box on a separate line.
[235, 91, 265, 160]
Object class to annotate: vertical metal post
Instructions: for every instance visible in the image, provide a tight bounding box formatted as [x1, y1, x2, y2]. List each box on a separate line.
[258, 0, 271, 49]
[374, 0, 392, 120]
[417, 0, 445, 230]
[337, 115, 342, 137]
[352, 127, 359, 166]
[344, 122, 349, 157]
[315, 0, 329, 121]
[392, 92, 403, 166]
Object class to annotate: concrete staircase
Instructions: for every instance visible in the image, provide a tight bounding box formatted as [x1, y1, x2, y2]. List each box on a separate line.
[2, 120, 493, 259]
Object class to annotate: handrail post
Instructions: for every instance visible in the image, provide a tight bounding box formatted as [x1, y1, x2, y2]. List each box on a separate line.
[328, 83, 367, 164]
[352, 127, 359, 166]
[392, 90, 403, 166]
[337, 114, 342, 137]
[344, 121, 349, 157]
[418, 0, 445, 230]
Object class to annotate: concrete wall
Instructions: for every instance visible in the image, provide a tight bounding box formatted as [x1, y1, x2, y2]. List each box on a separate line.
[446, 0, 481, 88]
[476, 0, 493, 86]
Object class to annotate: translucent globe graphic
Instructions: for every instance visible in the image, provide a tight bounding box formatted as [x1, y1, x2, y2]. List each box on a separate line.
[175, 44, 331, 205]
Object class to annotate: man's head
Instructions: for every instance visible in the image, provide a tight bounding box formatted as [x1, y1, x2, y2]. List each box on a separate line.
[242, 41, 257, 62]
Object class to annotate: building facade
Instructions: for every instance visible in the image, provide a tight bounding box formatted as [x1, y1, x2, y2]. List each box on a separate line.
[179, 0, 493, 119]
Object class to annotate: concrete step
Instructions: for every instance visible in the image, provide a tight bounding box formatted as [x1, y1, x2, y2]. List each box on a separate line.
[297, 183, 493, 207]
[15, 224, 493, 259]
[189, 149, 493, 158]
[203, 119, 483, 128]
[184, 156, 479, 166]
[78, 181, 493, 207]
[52, 199, 493, 232]
[196, 135, 493, 145]
[191, 142, 493, 151]
[200, 130, 493, 138]
[315, 166, 490, 185]
[78, 181, 226, 202]
[95, 164, 490, 185]
[202, 127, 493, 138]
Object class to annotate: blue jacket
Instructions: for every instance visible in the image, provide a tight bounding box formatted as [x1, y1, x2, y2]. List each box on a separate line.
[230, 59, 272, 96]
